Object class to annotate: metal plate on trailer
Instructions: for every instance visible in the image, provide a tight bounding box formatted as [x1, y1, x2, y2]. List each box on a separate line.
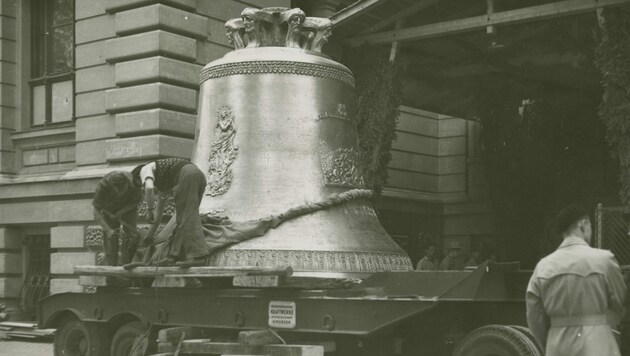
[268, 301, 296, 329]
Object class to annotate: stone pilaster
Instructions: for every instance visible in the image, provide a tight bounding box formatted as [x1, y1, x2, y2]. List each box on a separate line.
[0, 0, 16, 174]
[103, 1, 208, 163]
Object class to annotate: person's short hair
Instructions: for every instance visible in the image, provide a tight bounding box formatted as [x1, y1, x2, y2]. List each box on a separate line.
[106, 171, 130, 191]
[131, 164, 145, 187]
[555, 204, 590, 234]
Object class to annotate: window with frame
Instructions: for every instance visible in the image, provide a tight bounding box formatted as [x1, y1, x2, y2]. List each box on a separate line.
[30, 0, 75, 127]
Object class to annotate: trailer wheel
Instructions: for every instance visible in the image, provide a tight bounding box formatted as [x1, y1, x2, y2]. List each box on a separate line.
[110, 320, 154, 356]
[54, 317, 109, 356]
[454, 325, 541, 356]
[508, 325, 543, 355]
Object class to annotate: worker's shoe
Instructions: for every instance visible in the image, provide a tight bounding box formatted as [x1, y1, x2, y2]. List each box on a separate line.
[156, 256, 177, 266]
[175, 256, 207, 268]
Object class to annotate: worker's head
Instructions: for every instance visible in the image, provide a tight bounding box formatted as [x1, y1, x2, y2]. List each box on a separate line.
[104, 171, 132, 199]
[555, 204, 592, 243]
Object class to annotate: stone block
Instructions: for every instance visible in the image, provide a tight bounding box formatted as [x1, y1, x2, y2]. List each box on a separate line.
[386, 168, 439, 193]
[197, 0, 249, 20]
[0, 253, 22, 274]
[22, 148, 48, 166]
[105, 134, 193, 162]
[392, 132, 440, 156]
[76, 0, 108, 20]
[206, 17, 230, 47]
[115, 109, 196, 137]
[437, 137, 466, 156]
[0, 199, 94, 225]
[0, 17, 16, 42]
[0, 107, 16, 129]
[438, 118, 467, 137]
[76, 41, 108, 69]
[106, 0, 197, 13]
[0, 1, 16, 17]
[105, 83, 197, 113]
[51, 252, 97, 274]
[0, 39, 16, 62]
[0, 83, 16, 104]
[79, 276, 107, 286]
[0, 62, 16, 85]
[75, 140, 107, 166]
[50, 278, 82, 294]
[76, 115, 116, 141]
[115, 57, 201, 88]
[263, 344, 324, 356]
[0, 277, 21, 298]
[76, 65, 116, 93]
[0, 127, 13, 151]
[76, 15, 116, 44]
[196, 41, 231, 65]
[51, 226, 86, 248]
[116, 4, 207, 39]
[76, 91, 107, 118]
[105, 30, 196, 63]
[0, 227, 21, 249]
[0, 151, 15, 173]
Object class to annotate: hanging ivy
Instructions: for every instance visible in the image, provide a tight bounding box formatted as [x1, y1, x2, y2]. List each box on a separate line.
[594, 10, 630, 203]
[343, 45, 406, 196]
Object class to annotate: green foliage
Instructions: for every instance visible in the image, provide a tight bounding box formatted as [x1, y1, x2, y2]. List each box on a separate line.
[344, 45, 405, 196]
[594, 11, 630, 204]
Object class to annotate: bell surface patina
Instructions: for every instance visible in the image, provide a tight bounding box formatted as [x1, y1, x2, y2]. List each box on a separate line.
[192, 7, 413, 276]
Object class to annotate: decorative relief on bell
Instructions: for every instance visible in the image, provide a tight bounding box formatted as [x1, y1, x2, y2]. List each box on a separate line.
[319, 141, 365, 188]
[205, 106, 238, 197]
[223, 7, 332, 53]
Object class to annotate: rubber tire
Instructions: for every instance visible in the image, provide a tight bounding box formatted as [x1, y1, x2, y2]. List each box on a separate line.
[454, 325, 541, 356]
[54, 317, 109, 356]
[110, 320, 153, 356]
[508, 325, 544, 355]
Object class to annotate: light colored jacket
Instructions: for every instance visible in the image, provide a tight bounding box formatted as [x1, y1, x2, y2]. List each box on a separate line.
[416, 256, 437, 271]
[526, 236, 627, 356]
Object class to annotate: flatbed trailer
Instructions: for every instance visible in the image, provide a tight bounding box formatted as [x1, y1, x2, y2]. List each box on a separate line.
[38, 261, 543, 356]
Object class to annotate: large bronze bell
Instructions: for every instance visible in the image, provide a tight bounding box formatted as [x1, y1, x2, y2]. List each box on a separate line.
[192, 7, 412, 276]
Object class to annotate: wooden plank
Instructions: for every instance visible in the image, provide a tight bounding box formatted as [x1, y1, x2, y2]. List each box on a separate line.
[330, 0, 391, 26]
[179, 341, 263, 355]
[359, 0, 442, 34]
[233, 276, 362, 289]
[74, 265, 293, 278]
[238, 330, 281, 346]
[344, 0, 630, 46]
[263, 344, 324, 356]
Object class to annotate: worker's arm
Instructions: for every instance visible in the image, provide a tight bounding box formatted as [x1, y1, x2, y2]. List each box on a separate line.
[93, 208, 116, 237]
[144, 178, 157, 223]
[526, 273, 548, 350]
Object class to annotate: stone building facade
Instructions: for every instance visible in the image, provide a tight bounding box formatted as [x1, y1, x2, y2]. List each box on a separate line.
[0, 0, 489, 316]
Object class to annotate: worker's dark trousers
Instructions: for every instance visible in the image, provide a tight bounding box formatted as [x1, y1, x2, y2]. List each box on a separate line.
[168, 164, 210, 260]
[102, 209, 138, 265]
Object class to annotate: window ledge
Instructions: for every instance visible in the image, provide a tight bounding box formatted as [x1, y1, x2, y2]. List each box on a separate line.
[11, 125, 76, 141]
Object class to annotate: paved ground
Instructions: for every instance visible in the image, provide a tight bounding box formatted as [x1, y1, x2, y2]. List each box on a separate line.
[0, 339, 53, 355]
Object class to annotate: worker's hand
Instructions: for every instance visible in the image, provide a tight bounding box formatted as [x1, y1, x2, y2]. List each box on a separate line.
[104, 228, 116, 238]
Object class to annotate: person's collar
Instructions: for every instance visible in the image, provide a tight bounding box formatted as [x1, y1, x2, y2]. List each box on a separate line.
[559, 235, 588, 248]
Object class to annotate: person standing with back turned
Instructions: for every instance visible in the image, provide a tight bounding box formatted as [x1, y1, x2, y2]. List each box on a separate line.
[132, 158, 209, 267]
[526, 205, 626, 355]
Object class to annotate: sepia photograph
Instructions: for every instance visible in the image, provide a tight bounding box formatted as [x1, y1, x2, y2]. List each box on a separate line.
[0, 0, 628, 355]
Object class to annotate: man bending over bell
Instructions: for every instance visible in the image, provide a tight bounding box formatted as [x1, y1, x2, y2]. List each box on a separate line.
[132, 158, 209, 267]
